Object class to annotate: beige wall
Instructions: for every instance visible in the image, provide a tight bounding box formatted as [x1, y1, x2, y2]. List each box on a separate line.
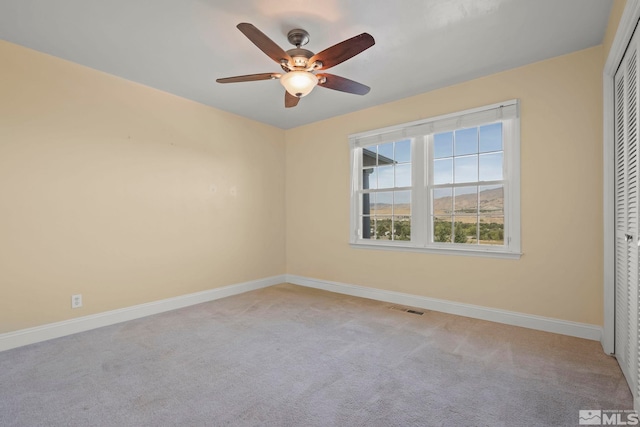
[285, 46, 604, 325]
[0, 41, 286, 333]
[0, 26, 613, 334]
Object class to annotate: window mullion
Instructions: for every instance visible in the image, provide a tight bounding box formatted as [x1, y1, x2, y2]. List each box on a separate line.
[422, 135, 432, 246]
[408, 136, 425, 246]
[363, 187, 413, 194]
[431, 180, 504, 189]
[476, 135, 480, 245]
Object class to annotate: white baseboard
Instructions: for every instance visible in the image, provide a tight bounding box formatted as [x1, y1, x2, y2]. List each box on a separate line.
[1, 273, 603, 353]
[286, 274, 603, 341]
[0, 275, 286, 352]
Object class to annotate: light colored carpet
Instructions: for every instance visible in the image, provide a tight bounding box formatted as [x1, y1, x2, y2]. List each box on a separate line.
[0, 283, 632, 426]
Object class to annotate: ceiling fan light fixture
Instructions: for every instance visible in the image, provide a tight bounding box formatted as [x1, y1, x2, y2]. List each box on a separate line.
[280, 70, 318, 98]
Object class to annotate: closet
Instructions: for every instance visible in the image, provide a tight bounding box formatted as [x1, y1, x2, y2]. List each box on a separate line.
[615, 23, 640, 403]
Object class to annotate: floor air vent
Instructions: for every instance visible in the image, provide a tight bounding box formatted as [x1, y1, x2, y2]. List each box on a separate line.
[388, 305, 425, 315]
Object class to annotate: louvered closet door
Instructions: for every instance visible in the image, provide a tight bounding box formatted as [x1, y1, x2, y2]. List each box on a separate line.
[615, 28, 640, 399]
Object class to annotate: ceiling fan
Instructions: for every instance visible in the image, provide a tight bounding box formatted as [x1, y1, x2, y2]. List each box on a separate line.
[216, 23, 375, 108]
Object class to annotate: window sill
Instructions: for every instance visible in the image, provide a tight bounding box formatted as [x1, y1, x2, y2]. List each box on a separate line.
[350, 241, 522, 259]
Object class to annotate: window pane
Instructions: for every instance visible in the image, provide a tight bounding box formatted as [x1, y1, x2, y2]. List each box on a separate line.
[377, 165, 394, 188]
[363, 168, 375, 190]
[479, 185, 503, 216]
[434, 132, 453, 158]
[454, 155, 478, 183]
[362, 216, 374, 239]
[362, 192, 374, 216]
[367, 168, 378, 190]
[478, 186, 504, 245]
[395, 164, 411, 187]
[454, 186, 478, 215]
[479, 123, 502, 153]
[395, 139, 411, 163]
[433, 216, 453, 243]
[362, 147, 377, 167]
[479, 216, 504, 245]
[434, 158, 453, 185]
[373, 192, 393, 215]
[455, 127, 478, 156]
[394, 190, 411, 215]
[375, 216, 392, 240]
[455, 218, 477, 244]
[433, 188, 452, 215]
[378, 143, 394, 164]
[479, 152, 503, 181]
[393, 216, 411, 241]
[465, 219, 479, 244]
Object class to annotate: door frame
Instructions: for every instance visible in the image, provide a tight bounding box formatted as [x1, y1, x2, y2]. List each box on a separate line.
[604, 0, 640, 355]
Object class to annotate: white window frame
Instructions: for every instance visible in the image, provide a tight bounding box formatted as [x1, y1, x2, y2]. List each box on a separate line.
[349, 100, 521, 259]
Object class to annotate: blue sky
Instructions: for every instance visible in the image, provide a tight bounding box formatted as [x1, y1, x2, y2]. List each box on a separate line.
[363, 123, 504, 208]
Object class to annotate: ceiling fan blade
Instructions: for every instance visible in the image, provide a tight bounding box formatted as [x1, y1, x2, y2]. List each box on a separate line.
[309, 33, 375, 70]
[237, 23, 292, 65]
[216, 73, 280, 84]
[285, 91, 300, 108]
[317, 73, 370, 95]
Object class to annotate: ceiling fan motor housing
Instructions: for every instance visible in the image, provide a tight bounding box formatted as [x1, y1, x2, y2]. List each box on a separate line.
[286, 48, 314, 68]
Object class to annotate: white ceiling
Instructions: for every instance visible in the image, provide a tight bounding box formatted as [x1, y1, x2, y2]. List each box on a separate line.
[0, 0, 612, 129]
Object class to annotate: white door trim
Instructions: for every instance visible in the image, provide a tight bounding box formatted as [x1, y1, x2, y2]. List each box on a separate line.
[603, 0, 640, 355]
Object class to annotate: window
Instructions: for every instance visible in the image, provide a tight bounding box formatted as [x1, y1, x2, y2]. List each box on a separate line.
[349, 100, 521, 258]
[361, 140, 412, 241]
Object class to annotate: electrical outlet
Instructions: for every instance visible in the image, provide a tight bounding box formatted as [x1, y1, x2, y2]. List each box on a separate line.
[71, 294, 82, 309]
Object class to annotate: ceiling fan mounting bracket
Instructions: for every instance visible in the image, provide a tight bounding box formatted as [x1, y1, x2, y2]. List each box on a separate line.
[287, 29, 310, 47]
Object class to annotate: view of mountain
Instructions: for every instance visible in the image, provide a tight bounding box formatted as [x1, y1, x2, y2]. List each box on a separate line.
[369, 187, 503, 218]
